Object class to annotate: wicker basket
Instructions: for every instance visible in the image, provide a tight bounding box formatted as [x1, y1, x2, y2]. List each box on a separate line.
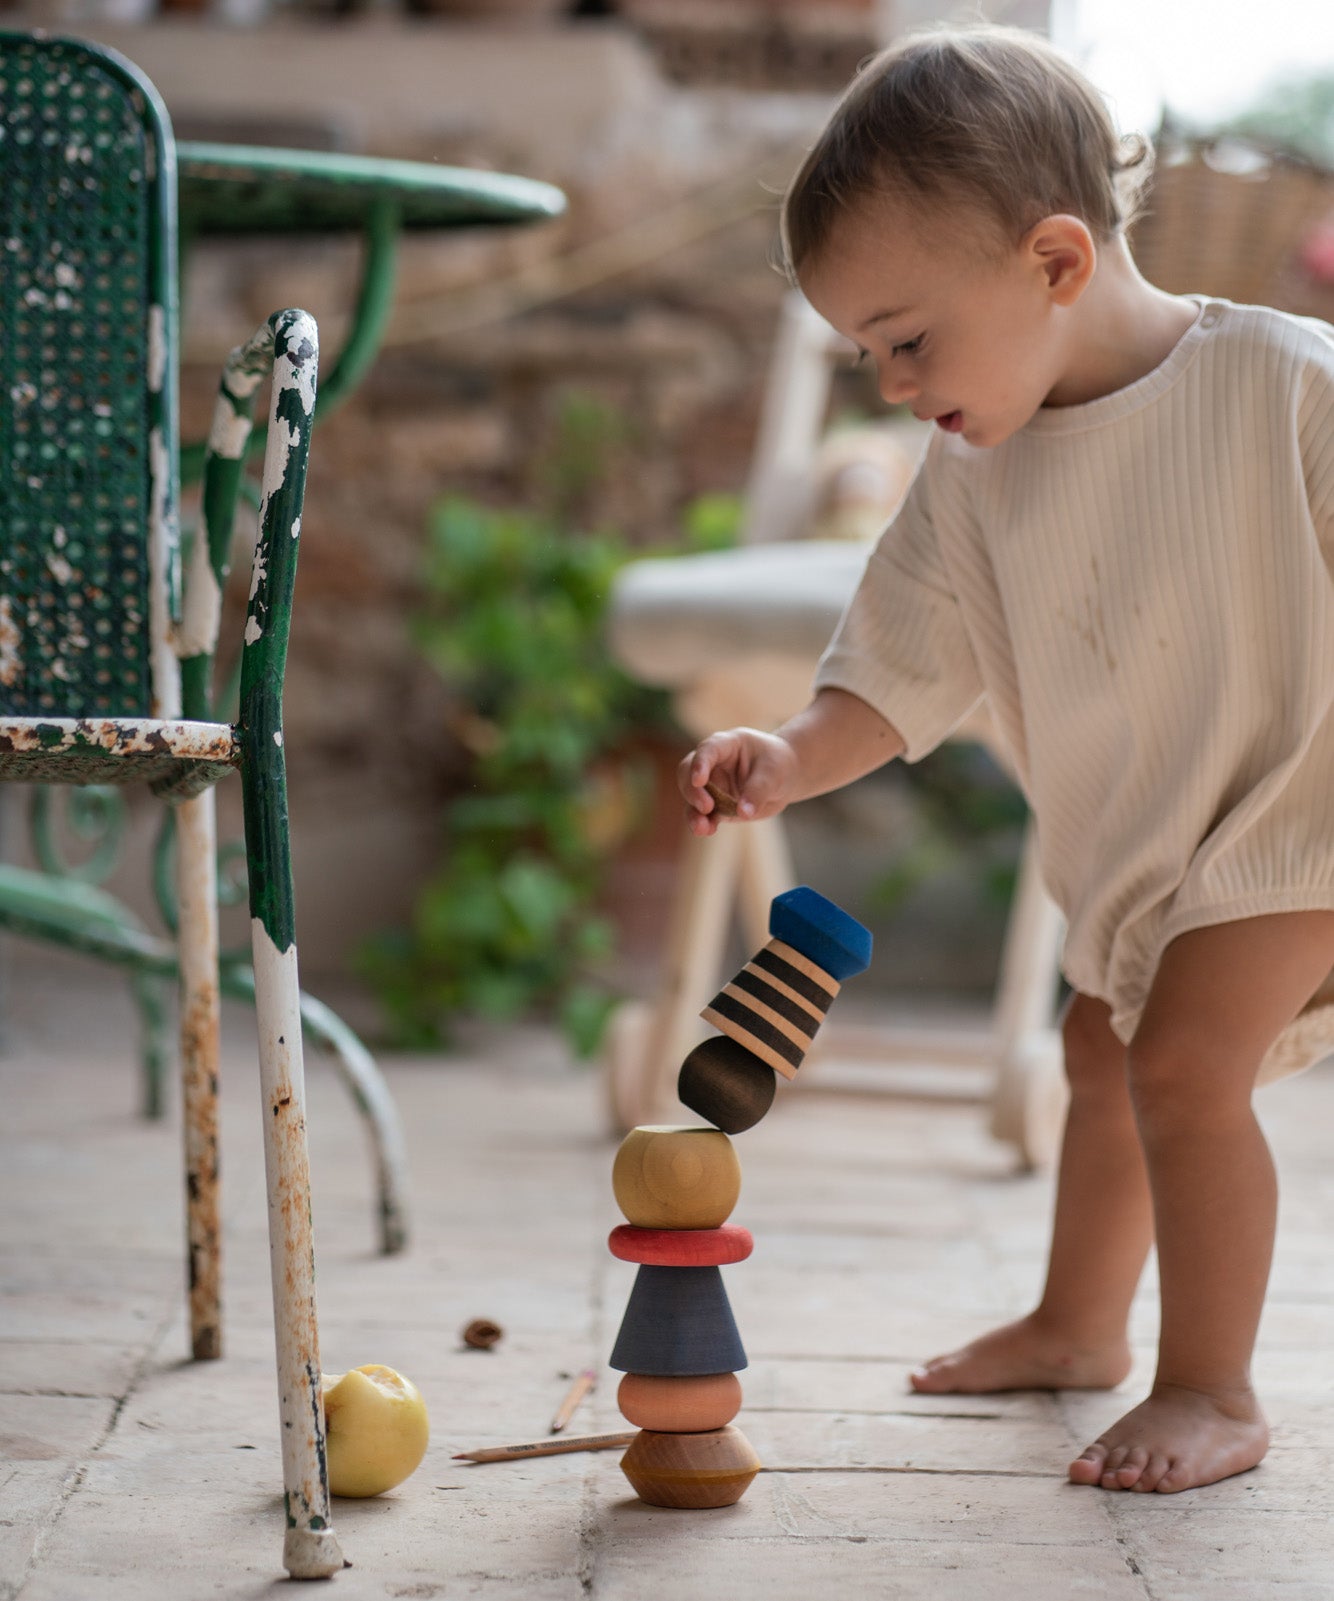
[1130, 134, 1334, 320]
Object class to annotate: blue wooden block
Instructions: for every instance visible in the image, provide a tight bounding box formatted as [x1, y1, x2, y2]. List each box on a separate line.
[768, 885, 872, 981]
[609, 1265, 748, 1376]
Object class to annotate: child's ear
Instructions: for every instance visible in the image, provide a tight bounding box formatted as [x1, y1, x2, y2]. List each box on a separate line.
[1024, 214, 1096, 305]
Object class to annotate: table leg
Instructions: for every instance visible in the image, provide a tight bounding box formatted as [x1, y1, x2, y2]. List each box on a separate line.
[316, 194, 399, 414]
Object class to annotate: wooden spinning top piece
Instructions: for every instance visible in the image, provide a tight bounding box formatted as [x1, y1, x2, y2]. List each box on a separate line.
[612, 1125, 741, 1229]
[618, 1372, 742, 1433]
[620, 1425, 761, 1509]
[677, 1035, 775, 1134]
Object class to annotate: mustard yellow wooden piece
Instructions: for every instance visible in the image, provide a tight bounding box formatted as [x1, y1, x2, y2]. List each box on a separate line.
[611, 1125, 741, 1229]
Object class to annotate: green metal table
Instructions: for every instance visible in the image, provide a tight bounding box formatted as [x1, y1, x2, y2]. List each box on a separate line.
[175, 141, 566, 474]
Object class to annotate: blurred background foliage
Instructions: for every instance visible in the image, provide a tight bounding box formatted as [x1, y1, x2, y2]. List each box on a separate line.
[358, 394, 739, 1056]
[1217, 72, 1334, 165]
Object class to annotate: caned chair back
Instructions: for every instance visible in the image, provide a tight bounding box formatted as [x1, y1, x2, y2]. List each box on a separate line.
[1131, 135, 1334, 312]
[0, 32, 180, 720]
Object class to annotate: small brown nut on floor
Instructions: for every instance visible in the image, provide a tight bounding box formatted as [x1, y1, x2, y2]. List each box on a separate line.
[461, 1318, 504, 1350]
[704, 780, 739, 817]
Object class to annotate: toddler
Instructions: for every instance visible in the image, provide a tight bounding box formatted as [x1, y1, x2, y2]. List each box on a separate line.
[679, 25, 1334, 1493]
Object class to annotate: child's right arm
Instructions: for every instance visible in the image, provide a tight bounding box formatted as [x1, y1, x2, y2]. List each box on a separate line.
[678, 686, 906, 837]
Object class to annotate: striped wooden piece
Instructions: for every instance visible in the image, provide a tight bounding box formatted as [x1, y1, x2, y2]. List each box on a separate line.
[701, 936, 838, 1079]
[699, 886, 872, 1080]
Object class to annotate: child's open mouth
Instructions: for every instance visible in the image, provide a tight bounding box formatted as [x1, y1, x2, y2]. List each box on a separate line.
[935, 411, 964, 433]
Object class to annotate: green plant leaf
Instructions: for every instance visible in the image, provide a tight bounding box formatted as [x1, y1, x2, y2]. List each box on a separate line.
[362, 411, 708, 1046]
[559, 982, 619, 1059]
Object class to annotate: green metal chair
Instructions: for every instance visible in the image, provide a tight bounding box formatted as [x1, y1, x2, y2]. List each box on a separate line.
[0, 31, 363, 1578]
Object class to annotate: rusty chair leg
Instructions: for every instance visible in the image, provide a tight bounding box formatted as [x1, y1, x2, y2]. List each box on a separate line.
[231, 311, 343, 1579]
[250, 912, 343, 1579]
[176, 788, 222, 1361]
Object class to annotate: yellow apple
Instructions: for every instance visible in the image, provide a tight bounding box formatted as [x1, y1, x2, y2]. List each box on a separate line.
[320, 1364, 430, 1498]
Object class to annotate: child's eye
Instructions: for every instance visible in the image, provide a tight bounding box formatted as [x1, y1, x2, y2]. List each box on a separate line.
[851, 347, 870, 368]
[892, 334, 925, 358]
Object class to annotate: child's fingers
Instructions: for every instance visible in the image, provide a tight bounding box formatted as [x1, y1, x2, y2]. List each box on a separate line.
[679, 754, 714, 813]
[680, 732, 764, 824]
[681, 738, 732, 805]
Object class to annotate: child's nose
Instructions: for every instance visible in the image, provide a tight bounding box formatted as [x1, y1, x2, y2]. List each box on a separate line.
[879, 370, 918, 405]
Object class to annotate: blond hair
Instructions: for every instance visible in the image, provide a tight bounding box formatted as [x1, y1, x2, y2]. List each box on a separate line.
[781, 25, 1153, 276]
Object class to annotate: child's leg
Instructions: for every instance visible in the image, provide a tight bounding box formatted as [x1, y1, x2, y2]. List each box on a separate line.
[912, 992, 1152, 1392]
[1069, 910, 1334, 1493]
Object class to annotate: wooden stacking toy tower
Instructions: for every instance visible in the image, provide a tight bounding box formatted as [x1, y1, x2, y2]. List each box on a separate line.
[609, 886, 872, 1508]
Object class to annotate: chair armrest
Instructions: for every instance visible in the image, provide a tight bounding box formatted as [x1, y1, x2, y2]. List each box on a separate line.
[178, 311, 319, 723]
[198, 311, 319, 952]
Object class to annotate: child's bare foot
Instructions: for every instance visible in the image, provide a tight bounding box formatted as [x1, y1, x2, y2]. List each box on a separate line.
[1068, 1383, 1269, 1492]
[909, 1313, 1133, 1394]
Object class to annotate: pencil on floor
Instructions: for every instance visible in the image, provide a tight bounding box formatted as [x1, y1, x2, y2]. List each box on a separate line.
[453, 1431, 636, 1464]
[550, 1367, 597, 1433]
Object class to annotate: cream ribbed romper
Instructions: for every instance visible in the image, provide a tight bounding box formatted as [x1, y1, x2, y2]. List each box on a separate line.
[815, 297, 1334, 1080]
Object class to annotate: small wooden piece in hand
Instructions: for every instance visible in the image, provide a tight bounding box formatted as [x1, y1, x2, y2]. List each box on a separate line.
[704, 779, 740, 818]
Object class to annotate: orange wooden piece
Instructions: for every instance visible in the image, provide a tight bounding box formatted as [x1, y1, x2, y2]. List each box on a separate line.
[620, 1425, 761, 1509]
[608, 1223, 753, 1267]
[617, 1372, 742, 1433]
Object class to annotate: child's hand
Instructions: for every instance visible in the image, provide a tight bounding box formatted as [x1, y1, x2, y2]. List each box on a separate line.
[678, 728, 799, 837]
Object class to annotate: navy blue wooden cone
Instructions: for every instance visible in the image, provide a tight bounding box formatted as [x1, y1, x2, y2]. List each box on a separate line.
[609, 1265, 748, 1376]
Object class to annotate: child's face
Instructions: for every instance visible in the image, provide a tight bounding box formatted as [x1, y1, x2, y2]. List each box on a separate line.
[800, 198, 1076, 450]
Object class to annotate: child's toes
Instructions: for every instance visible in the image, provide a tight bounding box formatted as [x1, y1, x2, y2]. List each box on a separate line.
[908, 1358, 956, 1393]
[1068, 1444, 1108, 1485]
[1154, 1460, 1196, 1494]
[1131, 1451, 1173, 1492]
[1111, 1447, 1149, 1489]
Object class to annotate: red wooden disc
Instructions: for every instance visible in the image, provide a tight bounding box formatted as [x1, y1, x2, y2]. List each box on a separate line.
[608, 1223, 753, 1267]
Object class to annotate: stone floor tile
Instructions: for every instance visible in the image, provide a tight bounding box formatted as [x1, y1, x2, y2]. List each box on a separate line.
[0, 1462, 78, 1589]
[590, 1535, 1149, 1600]
[740, 1355, 1054, 1418]
[602, 1463, 1118, 1545]
[743, 1408, 1075, 1477]
[0, 1290, 171, 1349]
[0, 1393, 116, 1462]
[1113, 1507, 1334, 1595]
[0, 1341, 145, 1401]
